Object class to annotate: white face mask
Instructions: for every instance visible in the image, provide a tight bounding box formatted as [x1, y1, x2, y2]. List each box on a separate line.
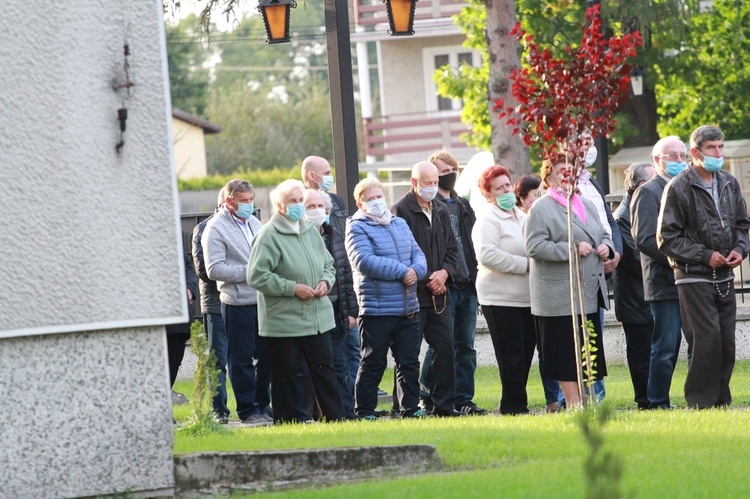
[583, 145, 598, 167]
[305, 207, 327, 228]
[417, 185, 438, 202]
[364, 197, 388, 217]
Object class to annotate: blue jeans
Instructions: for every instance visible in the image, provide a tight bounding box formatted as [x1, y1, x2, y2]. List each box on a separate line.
[222, 303, 271, 420]
[345, 323, 361, 388]
[422, 287, 478, 408]
[204, 312, 229, 416]
[647, 299, 683, 408]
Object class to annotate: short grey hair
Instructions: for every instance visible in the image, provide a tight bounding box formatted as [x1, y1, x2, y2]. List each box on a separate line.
[270, 179, 305, 211]
[690, 125, 724, 151]
[224, 179, 253, 199]
[624, 162, 654, 194]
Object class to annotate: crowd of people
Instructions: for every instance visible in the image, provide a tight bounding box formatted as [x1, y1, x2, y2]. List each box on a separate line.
[177, 123, 749, 426]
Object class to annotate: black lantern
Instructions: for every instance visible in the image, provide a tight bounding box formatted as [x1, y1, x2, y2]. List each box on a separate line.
[258, 0, 296, 44]
[383, 0, 418, 36]
[630, 67, 646, 97]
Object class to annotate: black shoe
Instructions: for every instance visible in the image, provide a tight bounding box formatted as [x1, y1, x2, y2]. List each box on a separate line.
[457, 403, 489, 416]
[431, 408, 466, 417]
[373, 409, 389, 417]
[377, 389, 389, 396]
[213, 413, 229, 424]
[419, 398, 434, 413]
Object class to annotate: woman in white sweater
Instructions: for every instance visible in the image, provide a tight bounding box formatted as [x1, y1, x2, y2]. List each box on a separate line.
[472, 165, 536, 415]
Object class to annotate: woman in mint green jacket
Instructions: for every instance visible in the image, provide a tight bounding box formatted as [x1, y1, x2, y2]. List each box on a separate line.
[247, 179, 344, 424]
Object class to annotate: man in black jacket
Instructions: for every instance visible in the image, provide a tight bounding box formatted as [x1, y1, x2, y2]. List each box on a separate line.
[301, 155, 361, 388]
[191, 189, 231, 423]
[427, 149, 487, 415]
[613, 162, 655, 409]
[392, 161, 463, 417]
[631, 135, 687, 409]
[658, 125, 750, 408]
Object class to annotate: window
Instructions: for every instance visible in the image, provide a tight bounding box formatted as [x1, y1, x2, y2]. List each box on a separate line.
[423, 46, 481, 113]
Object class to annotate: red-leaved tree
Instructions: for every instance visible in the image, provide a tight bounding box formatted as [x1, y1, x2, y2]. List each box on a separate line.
[495, 5, 641, 173]
[495, 5, 641, 405]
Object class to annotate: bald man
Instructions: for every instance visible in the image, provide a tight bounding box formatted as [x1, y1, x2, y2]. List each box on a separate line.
[392, 161, 462, 417]
[301, 156, 349, 237]
[301, 156, 362, 391]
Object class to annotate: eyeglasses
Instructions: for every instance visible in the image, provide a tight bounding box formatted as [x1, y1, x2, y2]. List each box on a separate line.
[660, 153, 687, 161]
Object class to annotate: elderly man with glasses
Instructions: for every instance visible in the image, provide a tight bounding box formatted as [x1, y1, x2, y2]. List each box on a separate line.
[630, 136, 688, 410]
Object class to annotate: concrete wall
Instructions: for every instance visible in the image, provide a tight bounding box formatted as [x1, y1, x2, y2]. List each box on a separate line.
[0, 1, 178, 496]
[173, 117, 209, 179]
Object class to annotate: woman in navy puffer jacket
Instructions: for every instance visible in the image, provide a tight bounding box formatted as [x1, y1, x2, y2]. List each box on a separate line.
[346, 178, 428, 419]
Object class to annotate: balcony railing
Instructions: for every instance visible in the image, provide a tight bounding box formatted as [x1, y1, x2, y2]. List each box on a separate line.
[363, 112, 471, 158]
[353, 0, 467, 28]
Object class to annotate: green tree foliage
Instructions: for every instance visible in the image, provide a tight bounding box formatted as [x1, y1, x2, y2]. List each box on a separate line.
[166, 15, 211, 115]
[656, 0, 750, 140]
[204, 76, 333, 174]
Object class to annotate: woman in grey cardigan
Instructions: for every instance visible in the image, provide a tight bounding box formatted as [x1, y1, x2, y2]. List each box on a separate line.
[524, 154, 614, 407]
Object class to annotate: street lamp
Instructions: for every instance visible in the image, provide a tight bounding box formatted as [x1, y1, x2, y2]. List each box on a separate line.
[383, 0, 418, 36]
[630, 67, 645, 97]
[258, 0, 296, 44]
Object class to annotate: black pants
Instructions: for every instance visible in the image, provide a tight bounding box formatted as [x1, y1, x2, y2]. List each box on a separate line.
[167, 332, 190, 388]
[678, 282, 736, 408]
[623, 323, 653, 409]
[356, 315, 421, 417]
[483, 305, 536, 415]
[417, 295, 457, 412]
[266, 331, 344, 424]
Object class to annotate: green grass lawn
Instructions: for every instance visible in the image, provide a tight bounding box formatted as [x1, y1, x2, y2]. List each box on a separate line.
[173, 361, 750, 497]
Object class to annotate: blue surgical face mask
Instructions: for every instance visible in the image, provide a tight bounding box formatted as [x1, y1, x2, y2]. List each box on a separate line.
[286, 202, 306, 222]
[235, 201, 254, 219]
[702, 154, 724, 173]
[665, 161, 687, 177]
[364, 197, 388, 217]
[318, 174, 334, 192]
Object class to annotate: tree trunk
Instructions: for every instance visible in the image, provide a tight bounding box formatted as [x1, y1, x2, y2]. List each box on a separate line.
[485, 0, 531, 179]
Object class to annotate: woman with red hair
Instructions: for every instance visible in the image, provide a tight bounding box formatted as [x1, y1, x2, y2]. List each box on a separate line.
[471, 165, 536, 415]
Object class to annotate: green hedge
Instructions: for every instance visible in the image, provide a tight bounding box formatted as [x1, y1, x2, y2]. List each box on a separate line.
[178, 167, 301, 191]
[179, 166, 370, 191]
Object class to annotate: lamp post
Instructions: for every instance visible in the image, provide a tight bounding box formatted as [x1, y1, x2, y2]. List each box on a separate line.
[383, 0, 418, 36]
[630, 67, 646, 97]
[258, 0, 296, 44]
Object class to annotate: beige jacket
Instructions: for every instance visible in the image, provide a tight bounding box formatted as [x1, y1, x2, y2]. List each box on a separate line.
[472, 203, 530, 307]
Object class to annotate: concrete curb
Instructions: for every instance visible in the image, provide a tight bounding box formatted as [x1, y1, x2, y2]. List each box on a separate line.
[174, 445, 441, 495]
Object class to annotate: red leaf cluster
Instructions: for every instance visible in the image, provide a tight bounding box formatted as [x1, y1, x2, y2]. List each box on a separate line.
[494, 5, 641, 170]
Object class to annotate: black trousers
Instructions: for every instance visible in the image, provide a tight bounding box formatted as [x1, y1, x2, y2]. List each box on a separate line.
[356, 315, 421, 416]
[417, 295, 457, 411]
[167, 332, 190, 388]
[623, 323, 653, 409]
[678, 282, 736, 408]
[483, 305, 536, 415]
[266, 331, 344, 424]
